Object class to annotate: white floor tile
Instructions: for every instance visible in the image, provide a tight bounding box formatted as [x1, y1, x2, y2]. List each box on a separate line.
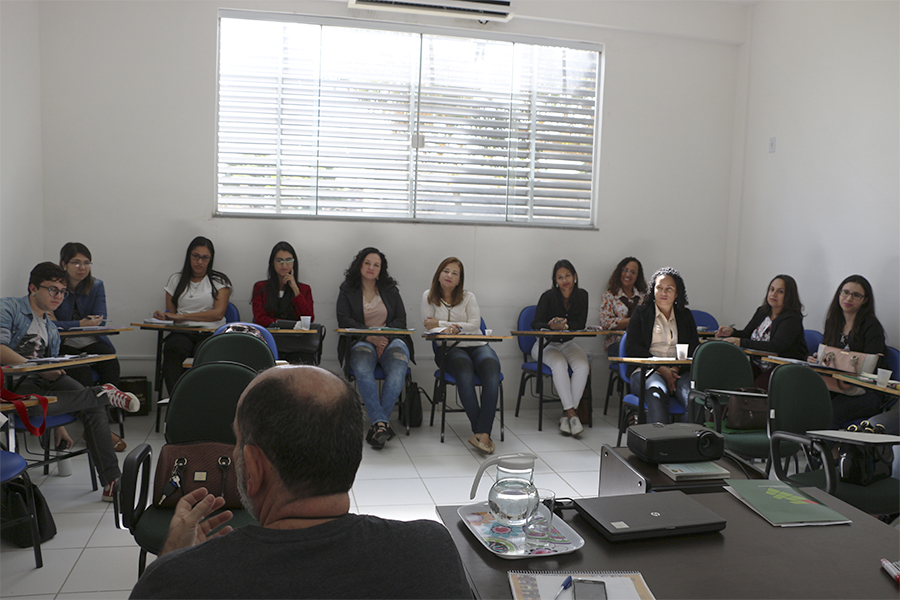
[559, 471, 602, 498]
[410, 453, 481, 478]
[0, 547, 81, 597]
[351, 478, 434, 506]
[538, 450, 601, 473]
[60, 546, 142, 593]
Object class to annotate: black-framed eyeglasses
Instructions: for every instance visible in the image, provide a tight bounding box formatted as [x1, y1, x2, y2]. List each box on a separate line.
[840, 289, 865, 301]
[40, 285, 70, 299]
[191, 253, 212, 263]
[274, 258, 295, 265]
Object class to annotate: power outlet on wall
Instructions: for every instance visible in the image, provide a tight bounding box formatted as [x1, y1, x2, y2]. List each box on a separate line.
[768, 137, 776, 153]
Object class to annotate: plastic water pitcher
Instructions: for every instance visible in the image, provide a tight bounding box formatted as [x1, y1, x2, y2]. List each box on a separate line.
[469, 453, 539, 526]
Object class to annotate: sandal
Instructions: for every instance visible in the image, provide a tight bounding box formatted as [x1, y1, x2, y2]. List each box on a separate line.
[112, 434, 127, 453]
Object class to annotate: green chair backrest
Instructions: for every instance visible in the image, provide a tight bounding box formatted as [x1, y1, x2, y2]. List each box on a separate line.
[691, 340, 754, 391]
[194, 332, 275, 372]
[767, 364, 832, 436]
[165, 361, 257, 444]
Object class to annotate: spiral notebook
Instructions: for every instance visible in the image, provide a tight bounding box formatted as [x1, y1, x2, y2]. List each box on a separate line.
[508, 571, 655, 600]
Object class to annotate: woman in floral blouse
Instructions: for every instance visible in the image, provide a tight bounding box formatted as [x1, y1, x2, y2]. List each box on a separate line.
[599, 257, 647, 355]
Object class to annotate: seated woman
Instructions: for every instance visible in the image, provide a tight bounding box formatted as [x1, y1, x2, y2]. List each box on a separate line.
[422, 257, 500, 454]
[715, 274, 807, 388]
[814, 275, 890, 428]
[532, 259, 590, 436]
[625, 267, 700, 424]
[251, 241, 315, 364]
[599, 257, 647, 355]
[54, 242, 125, 451]
[336, 247, 412, 450]
[153, 236, 232, 395]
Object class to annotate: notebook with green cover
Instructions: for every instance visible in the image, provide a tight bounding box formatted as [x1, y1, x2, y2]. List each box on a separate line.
[724, 480, 851, 527]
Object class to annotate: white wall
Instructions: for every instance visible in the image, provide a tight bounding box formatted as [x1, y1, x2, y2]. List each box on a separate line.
[732, 1, 900, 344]
[3, 0, 747, 393]
[0, 1, 44, 296]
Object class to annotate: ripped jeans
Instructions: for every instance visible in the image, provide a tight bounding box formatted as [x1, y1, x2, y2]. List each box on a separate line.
[349, 338, 410, 424]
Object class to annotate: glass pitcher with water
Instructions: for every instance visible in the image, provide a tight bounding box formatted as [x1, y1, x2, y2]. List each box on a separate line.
[469, 453, 539, 526]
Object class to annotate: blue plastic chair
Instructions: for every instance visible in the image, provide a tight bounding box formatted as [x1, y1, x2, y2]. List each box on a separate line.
[804, 330, 823, 355]
[887, 346, 899, 379]
[215, 322, 279, 360]
[13, 413, 97, 489]
[1, 451, 43, 567]
[690, 310, 719, 332]
[616, 332, 686, 445]
[430, 318, 504, 443]
[224, 302, 240, 323]
[513, 305, 560, 432]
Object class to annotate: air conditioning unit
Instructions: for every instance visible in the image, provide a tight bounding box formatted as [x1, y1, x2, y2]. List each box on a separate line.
[348, 0, 513, 22]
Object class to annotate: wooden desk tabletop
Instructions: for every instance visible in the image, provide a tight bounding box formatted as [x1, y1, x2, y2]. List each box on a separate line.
[2, 354, 116, 374]
[608, 356, 692, 365]
[699, 338, 774, 357]
[130, 322, 216, 333]
[832, 373, 900, 396]
[761, 355, 845, 376]
[510, 330, 602, 336]
[334, 328, 415, 335]
[0, 396, 57, 412]
[423, 334, 513, 341]
[267, 328, 318, 334]
[59, 326, 134, 337]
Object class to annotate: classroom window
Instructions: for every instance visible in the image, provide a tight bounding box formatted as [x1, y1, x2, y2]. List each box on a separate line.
[216, 13, 601, 227]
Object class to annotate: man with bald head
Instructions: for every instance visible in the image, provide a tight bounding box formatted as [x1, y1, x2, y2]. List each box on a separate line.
[130, 366, 471, 599]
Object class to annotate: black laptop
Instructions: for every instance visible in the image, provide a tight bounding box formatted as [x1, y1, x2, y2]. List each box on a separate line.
[574, 490, 726, 541]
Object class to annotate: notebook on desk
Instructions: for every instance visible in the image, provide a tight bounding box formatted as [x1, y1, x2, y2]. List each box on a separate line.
[574, 490, 726, 541]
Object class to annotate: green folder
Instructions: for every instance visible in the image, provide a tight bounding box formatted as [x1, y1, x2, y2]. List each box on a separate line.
[724, 479, 851, 527]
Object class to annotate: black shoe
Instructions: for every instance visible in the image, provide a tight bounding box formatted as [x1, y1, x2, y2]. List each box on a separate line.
[385, 423, 397, 440]
[369, 423, 389, 450]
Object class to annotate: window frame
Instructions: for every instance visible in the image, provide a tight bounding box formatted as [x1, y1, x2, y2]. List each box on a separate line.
[215, 9, 605, 230]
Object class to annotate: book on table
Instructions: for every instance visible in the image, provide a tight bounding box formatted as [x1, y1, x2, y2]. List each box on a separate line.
[659, 461, 730, 481]
[724, 479, 851, 527]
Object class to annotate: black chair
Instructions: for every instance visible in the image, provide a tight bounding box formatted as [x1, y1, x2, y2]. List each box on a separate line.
[115, 361, 260, 574]
[769, 364, 900, 516]
[430, 318, 505, 443]
[193, 331, 275, 373]
[13, 413, 97, 490]
[1, 450, 43, 568]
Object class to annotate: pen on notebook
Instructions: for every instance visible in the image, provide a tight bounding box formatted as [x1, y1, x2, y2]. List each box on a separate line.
[552, 575, 573, 600]
[881, 558, 900, 582]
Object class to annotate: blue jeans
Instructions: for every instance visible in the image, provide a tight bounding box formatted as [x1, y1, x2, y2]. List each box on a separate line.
[629, 369, 691, 424]
[436, 344, 501, 436]
[350, 338, 409, 424]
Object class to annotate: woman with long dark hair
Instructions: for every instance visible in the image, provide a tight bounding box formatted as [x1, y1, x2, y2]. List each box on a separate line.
[817, 275, 890, 427]
[531, 259, 590, 436]
[625, 267, 700, 424]
[599, 257, 647, 354]
[251, 241, 314, 363]
[336, 247, 412, 449]
[716, 274, 807, 388]
[422, 257, 500, 454]
[153, 236, 232, 394]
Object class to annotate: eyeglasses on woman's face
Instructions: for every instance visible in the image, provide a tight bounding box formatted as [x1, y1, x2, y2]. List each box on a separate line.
[274, 258, 295, 266]
[191, 252, 212, 263]
[840, 289, 865, 301]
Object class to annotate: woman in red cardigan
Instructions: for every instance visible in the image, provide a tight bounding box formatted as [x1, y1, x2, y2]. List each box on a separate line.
[252, 241, 314, 363]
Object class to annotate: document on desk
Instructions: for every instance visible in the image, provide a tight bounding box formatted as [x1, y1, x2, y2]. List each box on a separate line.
[724, 480, 851, 527]
[143, 318, 174, 325]
[508, 571, 655, 600]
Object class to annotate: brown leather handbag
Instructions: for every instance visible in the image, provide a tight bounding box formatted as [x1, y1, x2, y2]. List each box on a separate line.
[153, 441, 243, 509]
[723, 387, 768, 430]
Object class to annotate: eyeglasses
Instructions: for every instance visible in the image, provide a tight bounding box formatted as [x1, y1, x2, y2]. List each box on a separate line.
[274, 258, 295, 265]
[40, 286, 69, 299]
[622, 268, 638, 276]
[68, 260, 91, 269]
[191, 253, 212, 263]
[840, 289, 865, 301]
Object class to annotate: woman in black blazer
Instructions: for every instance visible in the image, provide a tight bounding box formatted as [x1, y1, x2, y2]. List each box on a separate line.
[336, 247, 412, 449]
[716, 274, 807, 388]
[625, 267, 700, 424]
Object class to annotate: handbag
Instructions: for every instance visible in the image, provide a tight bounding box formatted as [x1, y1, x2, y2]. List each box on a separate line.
[0, 370, 49, 437]
[153, 441, 243, 509]
[816, 344, 881, 375]
[838, 444, 893, 486]
[723, 387, 768, 430]
[405, 380, 423, 428]
[0, 478, 57, 547]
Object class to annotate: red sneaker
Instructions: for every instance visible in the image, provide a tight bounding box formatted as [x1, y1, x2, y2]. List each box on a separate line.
[97, 384, 140, 413]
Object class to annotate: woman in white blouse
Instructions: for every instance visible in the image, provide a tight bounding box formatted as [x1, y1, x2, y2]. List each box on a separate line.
[422, 257, 500, 454]
[153, 236, 232, 395]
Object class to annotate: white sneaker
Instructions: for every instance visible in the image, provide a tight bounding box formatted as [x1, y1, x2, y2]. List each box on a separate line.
[97, 384, 140, 413]
[569, 415, 584, 436]
[559, 416, 571, 435]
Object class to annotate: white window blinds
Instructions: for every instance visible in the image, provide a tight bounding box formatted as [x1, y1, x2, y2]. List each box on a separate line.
[217, 15, 600, 227]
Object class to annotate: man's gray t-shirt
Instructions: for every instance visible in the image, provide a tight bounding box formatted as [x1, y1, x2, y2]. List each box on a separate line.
[130, 514, 471, 599]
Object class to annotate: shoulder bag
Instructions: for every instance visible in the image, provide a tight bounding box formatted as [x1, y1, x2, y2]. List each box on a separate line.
[153, 441, 243, 509]
[0, 370, 49, 437]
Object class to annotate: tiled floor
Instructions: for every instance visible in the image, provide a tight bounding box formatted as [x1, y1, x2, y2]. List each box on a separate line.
[2, 394, 626, 599]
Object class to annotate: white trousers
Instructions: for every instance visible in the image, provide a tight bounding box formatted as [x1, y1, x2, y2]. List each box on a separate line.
[532, 339, 590, 411]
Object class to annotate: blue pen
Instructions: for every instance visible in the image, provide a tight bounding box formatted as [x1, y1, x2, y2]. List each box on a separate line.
[552, 576, 573, 600]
